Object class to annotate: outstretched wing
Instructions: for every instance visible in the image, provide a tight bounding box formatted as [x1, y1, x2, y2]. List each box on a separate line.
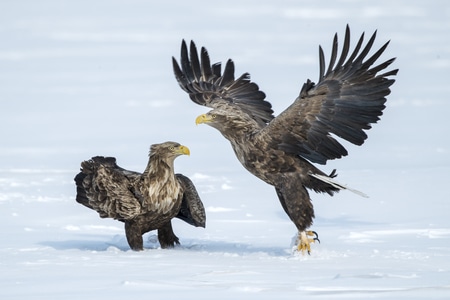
[75, 156, 143, 221]
[261, 25, 398, 164]
[175, 174, 206, 228]
[172, 40, 274, 126]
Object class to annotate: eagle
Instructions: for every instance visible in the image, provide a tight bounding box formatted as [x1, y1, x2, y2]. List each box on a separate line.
[74, 141, 206, 251]
[172, 25, 397, 254]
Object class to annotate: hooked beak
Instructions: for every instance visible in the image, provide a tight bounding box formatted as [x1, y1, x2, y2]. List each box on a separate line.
[177, 145, 190, 156]
[195, 114, 213, 125]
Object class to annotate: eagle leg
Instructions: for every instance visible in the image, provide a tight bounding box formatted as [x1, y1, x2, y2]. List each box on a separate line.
[296, 230, 320, 255]
[157, 221, 180, 249]
[124, 221, 144, 251]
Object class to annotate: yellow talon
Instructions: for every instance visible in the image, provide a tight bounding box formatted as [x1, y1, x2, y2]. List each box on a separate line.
[296, 230, 320, 255]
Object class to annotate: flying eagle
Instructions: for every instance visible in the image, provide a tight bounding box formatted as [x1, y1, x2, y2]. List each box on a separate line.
[74, 142, 206, 251]
[172, 26, 397, 253]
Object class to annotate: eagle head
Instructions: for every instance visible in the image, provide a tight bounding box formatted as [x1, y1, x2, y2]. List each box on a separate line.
[150, 142, 190, 159]
[195, 107, 260, 141]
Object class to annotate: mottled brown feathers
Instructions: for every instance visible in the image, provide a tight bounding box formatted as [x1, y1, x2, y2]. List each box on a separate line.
[74, 142, 205, 251]
[173, 26, 397, 238]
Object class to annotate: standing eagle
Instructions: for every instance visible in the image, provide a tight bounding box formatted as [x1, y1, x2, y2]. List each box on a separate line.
[74, 142, 206, 251]
[172, 26, 397, 253]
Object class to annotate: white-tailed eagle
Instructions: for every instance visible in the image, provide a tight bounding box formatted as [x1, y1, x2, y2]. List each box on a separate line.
[74, 142, 206, 251]
[172, 26, 397, 253]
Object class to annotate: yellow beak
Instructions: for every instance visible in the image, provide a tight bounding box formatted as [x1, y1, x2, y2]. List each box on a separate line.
[195, 114, 213, 125]
[178, 145, 190, 156]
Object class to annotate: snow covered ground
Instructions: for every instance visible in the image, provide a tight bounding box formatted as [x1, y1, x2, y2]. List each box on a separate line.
[1, 0, 449, 299]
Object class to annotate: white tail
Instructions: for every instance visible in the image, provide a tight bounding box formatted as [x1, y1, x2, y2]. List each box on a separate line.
[309, 172, 369, 198]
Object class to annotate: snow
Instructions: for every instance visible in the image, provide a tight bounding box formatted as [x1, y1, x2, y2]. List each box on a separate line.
[1, 0, 450, 299]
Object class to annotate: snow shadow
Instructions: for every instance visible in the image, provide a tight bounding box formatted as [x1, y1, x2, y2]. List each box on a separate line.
[39, 235, 290, 256]
[180, 239, 290, 257]
[40, 237, 131, 252]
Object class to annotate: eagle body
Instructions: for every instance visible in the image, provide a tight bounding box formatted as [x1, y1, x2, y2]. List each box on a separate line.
[203, 111, 334, 231]
[74, 142, 206, 251]
[173, 25, 398, 253]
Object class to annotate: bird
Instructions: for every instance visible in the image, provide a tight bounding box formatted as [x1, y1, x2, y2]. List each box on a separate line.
[172, 25, 397, 254]
[74, 141, 206, 251]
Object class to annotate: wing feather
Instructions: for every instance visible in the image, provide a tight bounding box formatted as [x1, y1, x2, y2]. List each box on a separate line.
[173, 40, 274, 125]
[190, 41, 202, 81]
[173, 26, 397, 164]
[342, 30, 364, 69]
[180, 40, 196, 84]
[261, 25, 398, 164]
[75, 156, 142, 220]
[325, 33, 338, 77]
[200, 46, 214, 80]
[221, 59, 235, 86]
[175, 174, 206, 228]
[334, 25, 351, 70]
[318, 46, 326, 80]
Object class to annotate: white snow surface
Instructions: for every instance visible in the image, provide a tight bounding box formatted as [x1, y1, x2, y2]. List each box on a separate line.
[1, 0, 450, 299]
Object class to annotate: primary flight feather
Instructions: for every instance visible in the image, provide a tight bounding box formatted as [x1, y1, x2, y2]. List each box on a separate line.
[172, 25, 397, 253]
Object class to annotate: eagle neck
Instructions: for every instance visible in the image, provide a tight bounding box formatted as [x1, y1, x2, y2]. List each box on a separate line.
[220, 116, 260, 142]
[144, 154, 174, 177]
[140, 154, 180, 214]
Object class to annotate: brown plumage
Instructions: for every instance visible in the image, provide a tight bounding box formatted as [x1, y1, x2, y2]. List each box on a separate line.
[172, 25, 398, 253]
[74, 142, 205, 251]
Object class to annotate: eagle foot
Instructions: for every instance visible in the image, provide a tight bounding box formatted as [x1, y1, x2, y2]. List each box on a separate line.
[296, 230, 320, 255]
[157, 222, 180, 249]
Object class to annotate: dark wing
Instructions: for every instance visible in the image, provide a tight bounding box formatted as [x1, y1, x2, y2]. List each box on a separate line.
[172, 40, 274, 126]
[175, 174, 206, 228]
[74, 156, 143, 220]
[260, 25, 398, 164]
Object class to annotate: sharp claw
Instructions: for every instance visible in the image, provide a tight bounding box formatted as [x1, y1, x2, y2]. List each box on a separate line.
[313, 232, 320, 244]
[310, 231, 320, 243]
[296, 230, 320, 255]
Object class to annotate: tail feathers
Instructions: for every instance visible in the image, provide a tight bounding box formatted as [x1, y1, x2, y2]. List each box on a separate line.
[308, 172, 369, 198]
